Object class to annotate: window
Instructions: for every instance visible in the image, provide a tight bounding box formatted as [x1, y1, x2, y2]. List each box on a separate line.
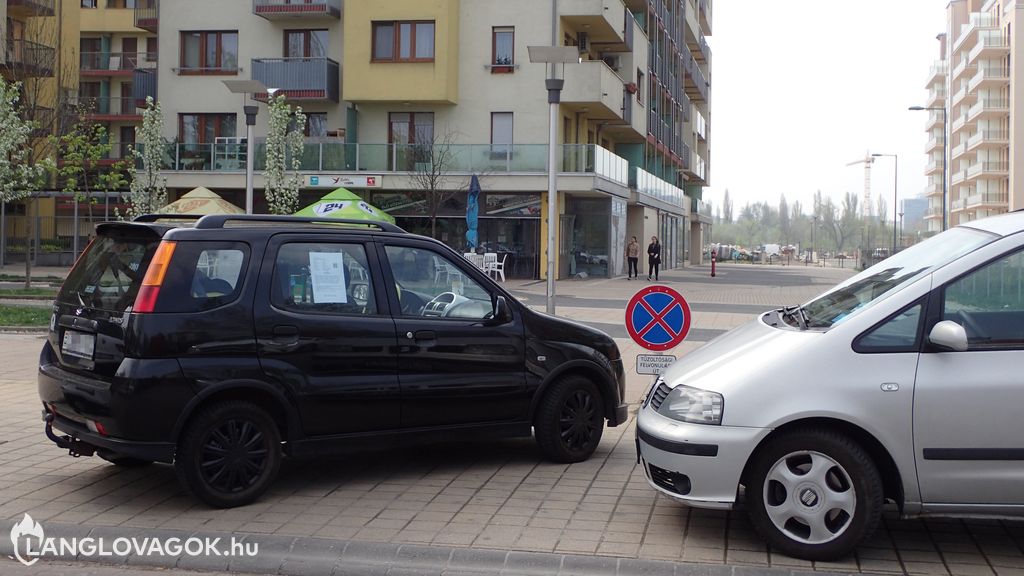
[152, 244, 247, 313]
[305, 113, 328, 137]
[388, 112, 434, 170]
[491, 112, 513, 157]
[636, 69, 644, 102]
[81, 0, 98, 8]
[854, 302, 924, 353]
[372, 21, 435, 62]
[106, 0, 138, 7]
[272, 243, 377, 316]
[384, 246, 492, 319]
[179, 31, 238, 74]
[179, 113, 237, 144]
[942, 249, 1024, 349]
[285, 29, 327, 58]
[492, 27, 514, 72]
[145, 37, 158, 62]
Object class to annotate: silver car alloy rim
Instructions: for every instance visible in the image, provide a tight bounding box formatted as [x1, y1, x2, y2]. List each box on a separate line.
[762, 450, 857, 545]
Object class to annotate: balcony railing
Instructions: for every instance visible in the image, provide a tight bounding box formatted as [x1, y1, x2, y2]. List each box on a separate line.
[253, 0, 341, 19]
[636, 167, 686, 208]
[252, 57, 340, 102]
[967, 98, 1008, 121]
[966, 161, 1008, 179]
[6, 0, 55, 16]
[81, 52, 156, 73]
[132, 68, 158, 106]
[158, 142, 630, 186]
[4, 39, 55, 76]
[79, 97, 140, 118]
[134, 0, 158, 32]
[927, 60, 948, 84]
[950, 141, 966, 159]
[966, 129, 1008, 150]
[965, 192, 1007, 207]
[968, 31, 1008, 62]
[967, 65, 1009, 92]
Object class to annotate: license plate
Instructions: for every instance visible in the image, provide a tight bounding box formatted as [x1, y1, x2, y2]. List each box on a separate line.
[62, 330, 95, 360]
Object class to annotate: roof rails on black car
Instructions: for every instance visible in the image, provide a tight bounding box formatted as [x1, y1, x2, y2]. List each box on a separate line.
[192, 214, 406, 233]
[133, 214, 205, 223]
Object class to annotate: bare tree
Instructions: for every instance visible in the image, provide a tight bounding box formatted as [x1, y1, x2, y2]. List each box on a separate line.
[408, 129, 468, 239]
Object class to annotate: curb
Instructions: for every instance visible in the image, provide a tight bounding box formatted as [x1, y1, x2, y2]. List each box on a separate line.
[1, 521, 861, 576]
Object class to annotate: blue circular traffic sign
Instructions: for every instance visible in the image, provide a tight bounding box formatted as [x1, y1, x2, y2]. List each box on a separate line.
[625, 285, 691, 351]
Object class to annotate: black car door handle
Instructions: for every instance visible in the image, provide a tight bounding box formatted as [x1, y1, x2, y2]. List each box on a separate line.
[406, 330, 436, 341]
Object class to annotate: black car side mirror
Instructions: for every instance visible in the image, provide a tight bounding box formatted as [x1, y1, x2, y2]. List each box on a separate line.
[486, 296, 512, 325]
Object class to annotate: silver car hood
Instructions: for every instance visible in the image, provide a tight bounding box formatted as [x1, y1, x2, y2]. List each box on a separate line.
[660, 312, 823, 397]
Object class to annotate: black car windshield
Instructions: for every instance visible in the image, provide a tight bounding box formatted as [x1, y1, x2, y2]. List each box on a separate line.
[801, 226, 997, 328]
[58, 235, 158, 312]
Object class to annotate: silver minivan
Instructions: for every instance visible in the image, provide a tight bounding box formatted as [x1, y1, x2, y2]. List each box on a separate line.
[637, 211, 1024, 560]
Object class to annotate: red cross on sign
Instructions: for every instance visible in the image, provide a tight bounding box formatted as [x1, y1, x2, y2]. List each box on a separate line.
[625, 285, 691, 351]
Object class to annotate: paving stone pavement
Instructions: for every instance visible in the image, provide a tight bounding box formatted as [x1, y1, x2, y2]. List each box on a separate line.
[0, 263, 1022, 575]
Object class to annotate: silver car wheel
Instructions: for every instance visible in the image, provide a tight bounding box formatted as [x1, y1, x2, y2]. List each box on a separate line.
[762, 450, 857, 545]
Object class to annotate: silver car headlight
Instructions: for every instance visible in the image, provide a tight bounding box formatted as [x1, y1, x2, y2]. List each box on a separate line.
[656, 385, 723, 425]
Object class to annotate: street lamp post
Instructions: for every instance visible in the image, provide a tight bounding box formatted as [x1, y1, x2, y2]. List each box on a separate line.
[528, 45, 579, 315]
[898, 212, 904, 249]
[223, 80, 273, 214]
[871, 153, 898, 254]
[909, 105, 947, 231]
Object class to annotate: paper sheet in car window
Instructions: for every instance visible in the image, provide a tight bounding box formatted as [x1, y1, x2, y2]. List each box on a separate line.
[308, 252, 348, 303]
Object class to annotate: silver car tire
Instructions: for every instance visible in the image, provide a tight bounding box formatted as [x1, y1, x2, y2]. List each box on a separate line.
[746, 429, 883, 561]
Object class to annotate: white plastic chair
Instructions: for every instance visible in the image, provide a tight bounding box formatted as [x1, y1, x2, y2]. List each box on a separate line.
[483, 252, 498, 276]
[490, 253, 507, 282]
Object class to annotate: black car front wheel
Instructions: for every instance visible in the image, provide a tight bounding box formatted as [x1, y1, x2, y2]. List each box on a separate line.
[534, 375, 605, 463]
[175, 401, 282, 508]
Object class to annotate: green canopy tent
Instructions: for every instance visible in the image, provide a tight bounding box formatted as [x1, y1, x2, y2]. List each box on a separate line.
[294, 187, 396, 224]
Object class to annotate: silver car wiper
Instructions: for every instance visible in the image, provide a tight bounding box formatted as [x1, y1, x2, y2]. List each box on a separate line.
[778, 306, 808, 330]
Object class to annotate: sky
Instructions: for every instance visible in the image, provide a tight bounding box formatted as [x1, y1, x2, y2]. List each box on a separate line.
[706, 0, 949, 220]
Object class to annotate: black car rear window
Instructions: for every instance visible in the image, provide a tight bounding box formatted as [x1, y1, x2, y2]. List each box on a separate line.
[58, 235, 157, 312]
[156, 241, 249, 313]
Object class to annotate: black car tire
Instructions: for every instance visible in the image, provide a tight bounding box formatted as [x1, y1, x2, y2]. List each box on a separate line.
[746, 428, 883, 561]
[97, 451, 152, 467]
[175, 401, 282, 508]
[534, 375, 604, 463]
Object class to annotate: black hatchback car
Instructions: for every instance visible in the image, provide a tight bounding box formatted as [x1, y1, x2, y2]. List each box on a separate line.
[39, 215, 627, 507]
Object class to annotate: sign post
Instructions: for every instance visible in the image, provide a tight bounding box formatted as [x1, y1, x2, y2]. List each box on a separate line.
[625, 285, 692, 375]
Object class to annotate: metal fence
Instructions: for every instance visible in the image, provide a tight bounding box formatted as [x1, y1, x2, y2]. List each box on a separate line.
[1, 208, 115, 267]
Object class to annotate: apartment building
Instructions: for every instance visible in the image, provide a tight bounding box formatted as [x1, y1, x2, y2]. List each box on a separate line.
[923, 0, 1024, 231]
[78, 0, 158, 165]
[150, 0, 712, 280]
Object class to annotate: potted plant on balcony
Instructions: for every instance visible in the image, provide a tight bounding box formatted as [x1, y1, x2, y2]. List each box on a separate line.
[625, 82, 639, 95]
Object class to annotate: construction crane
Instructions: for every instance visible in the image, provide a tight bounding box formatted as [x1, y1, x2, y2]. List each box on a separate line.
[846, 152, 874, 219]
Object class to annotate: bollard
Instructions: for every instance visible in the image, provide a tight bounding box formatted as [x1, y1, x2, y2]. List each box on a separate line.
[711, 251, 717, 277]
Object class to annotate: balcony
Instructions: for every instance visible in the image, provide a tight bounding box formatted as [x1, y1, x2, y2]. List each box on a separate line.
[560, 0, 628, 46]
[698, 0, 712, 33]
[938, 88, 955, 107]
[253, 0, 340, 20]
[924, 135, 944, 154]
[562, 60, 627, 122]
[967, 65, 1009, 93]
[132, 68, 157, 107]
[636, 167, 687, 209]
[6, 0, 54, 17]
[3, 39, 55, 77]
[966, 129, 1008, 152]
[951, 169, 966, 184]
[134, 0, 158, 32]
[967, 98, 1008, 122]
[965, 161, 1008, 181]
[158, 141, 631, 185]
[925, 206, 943, 220]
[954, 12, 998, 51]
[965, 192, 1007, 208]
[951, 197, 966, 212]
[79, 97, 142, 121]
[252, 58, 340, 103]
[950, 113, 972, 134]
[926, 60, 947, 86]
[950, 141, 966, 159]
[923, 182, 942, 198]
[968, 31, 1009, 63]
[684, 56, 708, 102]
[81, 52, 156, 76]
[951, 59, 974, 81]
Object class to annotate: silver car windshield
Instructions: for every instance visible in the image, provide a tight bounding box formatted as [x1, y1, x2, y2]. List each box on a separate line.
[801, 227, 997, 328]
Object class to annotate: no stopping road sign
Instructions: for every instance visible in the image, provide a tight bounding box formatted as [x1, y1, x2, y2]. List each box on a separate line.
[625, 285, 692, 351]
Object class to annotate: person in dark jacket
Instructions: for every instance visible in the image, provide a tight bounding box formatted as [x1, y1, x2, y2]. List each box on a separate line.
[647, 236, 661, 281]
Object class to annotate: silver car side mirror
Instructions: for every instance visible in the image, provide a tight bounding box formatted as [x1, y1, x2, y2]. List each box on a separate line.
[928, 320, 969, 352]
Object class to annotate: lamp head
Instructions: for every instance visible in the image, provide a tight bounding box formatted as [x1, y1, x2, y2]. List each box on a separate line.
[908, 106, 925, 111]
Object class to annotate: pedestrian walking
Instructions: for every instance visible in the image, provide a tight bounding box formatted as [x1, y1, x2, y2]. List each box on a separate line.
[647, 236, 661, 281]
[625, 236, 640, 280]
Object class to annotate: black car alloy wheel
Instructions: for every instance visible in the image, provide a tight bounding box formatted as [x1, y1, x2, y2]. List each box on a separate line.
[535, 375, 605, 463]
[560, 388, 599, 452]
[200, 418, 269, 494]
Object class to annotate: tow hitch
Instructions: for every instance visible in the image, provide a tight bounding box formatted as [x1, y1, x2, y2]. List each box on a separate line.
[43, 413, 96, 458]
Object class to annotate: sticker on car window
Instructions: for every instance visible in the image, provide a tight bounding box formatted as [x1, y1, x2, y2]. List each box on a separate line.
[308, 252, 347, 304]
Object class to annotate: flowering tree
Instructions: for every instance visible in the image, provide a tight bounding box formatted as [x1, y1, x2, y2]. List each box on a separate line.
[0, 76, 53, 286]
[264, 94, 306, 215]
[122, 96, 167, 220]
